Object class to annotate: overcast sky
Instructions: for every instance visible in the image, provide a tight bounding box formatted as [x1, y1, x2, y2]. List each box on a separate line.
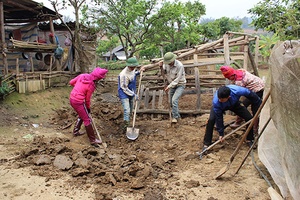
[36, 0, 262, 19]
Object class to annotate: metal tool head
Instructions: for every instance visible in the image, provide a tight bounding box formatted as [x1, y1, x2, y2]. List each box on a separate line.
[126, 127, 139, 140]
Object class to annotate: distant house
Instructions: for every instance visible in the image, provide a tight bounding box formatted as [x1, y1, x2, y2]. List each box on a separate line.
[102, 45, 128, 61]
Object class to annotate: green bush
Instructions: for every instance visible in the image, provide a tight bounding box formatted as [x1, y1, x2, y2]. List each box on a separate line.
[0, 82, 10, 99]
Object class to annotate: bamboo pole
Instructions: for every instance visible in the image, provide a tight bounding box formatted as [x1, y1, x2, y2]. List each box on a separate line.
[223, 34, 230, 66]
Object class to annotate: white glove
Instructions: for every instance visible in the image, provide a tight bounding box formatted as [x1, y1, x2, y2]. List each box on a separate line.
[134, 94, 139, 101]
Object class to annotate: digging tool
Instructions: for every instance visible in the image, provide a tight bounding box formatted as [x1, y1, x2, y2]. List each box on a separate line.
[196, 119, 252, 159]
[234, 116, 271, 175]
[161, 66, 172, 124]
[215, 90, 271, 179]
[89, 114, 103, 143]
[126, 71, 143, 140]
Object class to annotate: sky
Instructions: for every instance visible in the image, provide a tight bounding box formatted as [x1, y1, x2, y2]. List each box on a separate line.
[35, 0, 262, 20]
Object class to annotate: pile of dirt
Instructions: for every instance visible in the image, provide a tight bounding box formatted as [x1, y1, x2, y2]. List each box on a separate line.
[0, 83, 273, 200]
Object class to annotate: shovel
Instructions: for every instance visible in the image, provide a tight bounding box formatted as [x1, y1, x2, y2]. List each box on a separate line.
[196, 119, 252, 159]
[234, 116, 271, 175]
[161, 66, 172, 124]
[215, 90, 271, 179]
[126, 71, 143, 140]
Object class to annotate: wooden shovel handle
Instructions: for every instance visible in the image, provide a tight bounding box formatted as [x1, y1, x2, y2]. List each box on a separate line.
[203, 119, 252, 154]
[132, 71, 143, 128]
[229, 90, 271, 162]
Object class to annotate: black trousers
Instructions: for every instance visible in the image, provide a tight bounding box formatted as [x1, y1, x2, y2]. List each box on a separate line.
[203, 102, 254, 146]
[242, 90, 264, 115]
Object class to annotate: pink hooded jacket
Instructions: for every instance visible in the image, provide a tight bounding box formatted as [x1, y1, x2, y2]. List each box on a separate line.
[69, 67, 108, 109]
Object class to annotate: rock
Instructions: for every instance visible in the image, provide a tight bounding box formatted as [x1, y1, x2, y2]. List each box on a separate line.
[34, 155, 52, 165]
[130, 178, 144, 189]
[185, 180, 200, 188]
[53, 155, 73, 170]
[205, 159, 214, 164]
[75, 157, 89, 168]
[71, 168, 89, 177]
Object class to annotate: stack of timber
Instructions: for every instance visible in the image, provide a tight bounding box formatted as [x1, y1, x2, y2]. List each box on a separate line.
[138, 32, 259, 116]
[9, 39, 57, 52]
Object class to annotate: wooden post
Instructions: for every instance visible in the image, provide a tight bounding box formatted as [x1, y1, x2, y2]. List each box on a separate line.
[0, 2, 8, 75]
[25, 74, 28, 93]
[255, 36, 259, 68]
[151, 90, 156, 120]
[30, 56, 34, 72]
[16, 58, 19, 74]
[49, 56, 52, 87]
[223, 34, 230, 66]
[194, 67, 201, 111]
[243, 36, 249, 70]
[248, 50, 259, 76]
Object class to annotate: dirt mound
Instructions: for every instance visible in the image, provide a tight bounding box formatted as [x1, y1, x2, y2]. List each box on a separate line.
[0, 84, 273, 200]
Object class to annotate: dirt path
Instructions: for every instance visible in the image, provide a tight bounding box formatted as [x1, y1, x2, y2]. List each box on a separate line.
[0, 85, 272, 200]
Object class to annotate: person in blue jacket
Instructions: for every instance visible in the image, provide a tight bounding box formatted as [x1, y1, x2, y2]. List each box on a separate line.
[202, 85, 262, 152]
[118, 57, 141, 133]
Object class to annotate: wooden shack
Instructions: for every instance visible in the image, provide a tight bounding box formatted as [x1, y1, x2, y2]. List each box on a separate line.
[138, 32, 260, 117]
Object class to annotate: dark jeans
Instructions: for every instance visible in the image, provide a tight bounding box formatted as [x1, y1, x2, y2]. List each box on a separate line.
[203, 102, 254, 146]
[242, 90, 264, 115]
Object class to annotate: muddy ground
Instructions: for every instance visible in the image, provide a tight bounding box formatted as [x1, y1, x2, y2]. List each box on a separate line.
[0, 77, 274, 200]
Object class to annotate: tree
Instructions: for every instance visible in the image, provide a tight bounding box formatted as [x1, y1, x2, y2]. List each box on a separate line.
[199, 17, 242, 43]
[96, 36, 119, 61]
[249, 0, 300, 40]
[87, 0, 163, 58]
[86, 0, 206, 58]
[259, 33, 280, 62]
[50, 0, 89, 72]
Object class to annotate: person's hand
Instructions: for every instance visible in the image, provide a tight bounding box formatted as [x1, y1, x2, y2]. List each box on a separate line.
[87, 108, 91, 113]
[140, 66, 145, 72]
[164, 86, 169, 92]
[219, 136, 224, 142]
[158, 61, 163, 68]
[134, 94, 139, 101]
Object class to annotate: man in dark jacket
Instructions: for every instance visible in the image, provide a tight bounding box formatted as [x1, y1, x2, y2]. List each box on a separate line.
[202, 85, 262, 151]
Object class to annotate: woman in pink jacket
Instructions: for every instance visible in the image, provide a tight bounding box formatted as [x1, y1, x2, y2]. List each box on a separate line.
[69, 67, 108, 146]
[220, 66, 265, 135]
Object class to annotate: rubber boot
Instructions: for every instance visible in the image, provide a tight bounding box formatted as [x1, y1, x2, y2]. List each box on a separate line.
[253, 117, 259, 137]
[73, 118, 85, 136]
[122, 120, 129, 134]
[85, 124, 102, 145]
[230, 116, 244, 128]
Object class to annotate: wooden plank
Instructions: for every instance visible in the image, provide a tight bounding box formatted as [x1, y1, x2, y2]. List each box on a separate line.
[144, 88, 150, 109]
[138, 84, 145, 109]
[151, 90, 156, 119]
[136, 109, 210, 115]
[194, 67, 201, 111]
[181, 55, 244, 65]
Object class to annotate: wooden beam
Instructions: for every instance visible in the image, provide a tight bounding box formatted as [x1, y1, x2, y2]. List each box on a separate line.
[0, 2, 8, 74]
[4, 0, 40, 14]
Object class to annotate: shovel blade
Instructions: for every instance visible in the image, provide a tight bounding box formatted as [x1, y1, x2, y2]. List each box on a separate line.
[126, 127, 139, 140]
[214, 164, 230, 179]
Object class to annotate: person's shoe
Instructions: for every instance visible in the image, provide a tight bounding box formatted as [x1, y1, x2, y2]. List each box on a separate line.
[246, 140, 254, 148]
[171, 118, 178, 123]
[121, 121, 129, 133]
[91, 138, 102, 146]
[74, 131, 85, 136]
[230, 122, 242, 128]
[202, 145, 208, 154]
